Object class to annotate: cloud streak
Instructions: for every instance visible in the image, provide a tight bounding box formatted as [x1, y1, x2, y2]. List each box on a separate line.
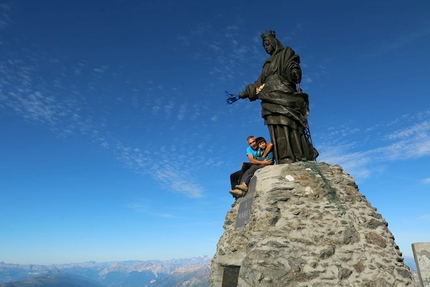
[0, 4, 10, 29]
[3, 17, 429, 200]
[114, 143, 204, 198]
[317, 115, 430, 179]
[0, 50, 209, 198]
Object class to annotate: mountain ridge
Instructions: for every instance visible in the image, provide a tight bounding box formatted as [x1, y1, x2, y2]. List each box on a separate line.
[0, 256, 211, 287]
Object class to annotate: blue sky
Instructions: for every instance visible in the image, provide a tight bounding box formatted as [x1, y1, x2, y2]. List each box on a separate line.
[1, 0, 429, 265]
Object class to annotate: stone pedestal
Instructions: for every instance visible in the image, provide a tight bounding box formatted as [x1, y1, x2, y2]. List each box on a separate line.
[210, 162, 415, 287]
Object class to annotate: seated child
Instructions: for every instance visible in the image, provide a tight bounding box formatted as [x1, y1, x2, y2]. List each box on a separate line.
[255, 137, 273, 162]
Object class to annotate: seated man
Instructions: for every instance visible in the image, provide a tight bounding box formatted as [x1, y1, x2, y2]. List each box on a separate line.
[229, 136, 273, 198]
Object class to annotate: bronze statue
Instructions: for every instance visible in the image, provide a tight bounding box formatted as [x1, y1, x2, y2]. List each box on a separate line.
[239, 30, 318, 164]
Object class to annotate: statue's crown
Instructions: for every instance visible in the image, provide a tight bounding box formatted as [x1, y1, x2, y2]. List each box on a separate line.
[261, 30, 276, 40]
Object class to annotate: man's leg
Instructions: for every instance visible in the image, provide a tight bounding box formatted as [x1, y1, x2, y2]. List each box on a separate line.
[230, 162, 253, 189]
[230, 170, 242, 190]
[236, 165, 264, 191]
[239, 165, 260, 183]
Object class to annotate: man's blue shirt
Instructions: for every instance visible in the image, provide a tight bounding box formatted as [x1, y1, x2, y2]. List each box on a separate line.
[246, 146, 258, 158]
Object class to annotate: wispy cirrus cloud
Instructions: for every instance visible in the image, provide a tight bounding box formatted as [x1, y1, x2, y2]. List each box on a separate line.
[362, 21, 430, 59]
[385, 121, 430, 141]
[113, 142, 204, 198]
[0, 60, 79, 125]
[1, 49, 209, 198]
[381, 24, 430, 51]
[177, 23, 265, 87]
[318, 115, 430, 179]
[0, 4, 10, 29]
[125, 200, 178, 218]
[177, 103, 187, 120]
[126, 202, 150, 213]
[4, 43, 428, 198]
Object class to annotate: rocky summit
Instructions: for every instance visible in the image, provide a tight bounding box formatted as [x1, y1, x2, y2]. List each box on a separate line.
[210, 162, 415, 287]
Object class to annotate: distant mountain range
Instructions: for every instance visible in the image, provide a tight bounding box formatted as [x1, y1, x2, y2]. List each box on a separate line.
[0, 274, 104, 287]
[0, 256, 211, 287]
[0, 255, 420, 287]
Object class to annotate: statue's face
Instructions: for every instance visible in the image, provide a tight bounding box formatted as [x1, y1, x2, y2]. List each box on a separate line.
[263, 40, 274, 55]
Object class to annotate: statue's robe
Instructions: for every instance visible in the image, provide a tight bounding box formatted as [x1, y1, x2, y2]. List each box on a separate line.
[243, 46, 318, 164]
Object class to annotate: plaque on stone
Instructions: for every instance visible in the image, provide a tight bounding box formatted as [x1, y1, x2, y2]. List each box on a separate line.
[412, 242, 430, 287]
[235, 176, 256, 228]
[221, 265, 240, 287]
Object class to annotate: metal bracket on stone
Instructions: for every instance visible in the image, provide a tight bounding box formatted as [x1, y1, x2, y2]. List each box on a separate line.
[303, 161, 346, 214]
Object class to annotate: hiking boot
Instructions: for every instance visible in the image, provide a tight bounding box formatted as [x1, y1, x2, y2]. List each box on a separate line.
[229, 189, 245, 197]
[235, 182, 248, 192]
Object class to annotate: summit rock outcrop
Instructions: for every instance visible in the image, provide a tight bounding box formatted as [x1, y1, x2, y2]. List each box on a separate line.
[210, 162, 415, 286]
